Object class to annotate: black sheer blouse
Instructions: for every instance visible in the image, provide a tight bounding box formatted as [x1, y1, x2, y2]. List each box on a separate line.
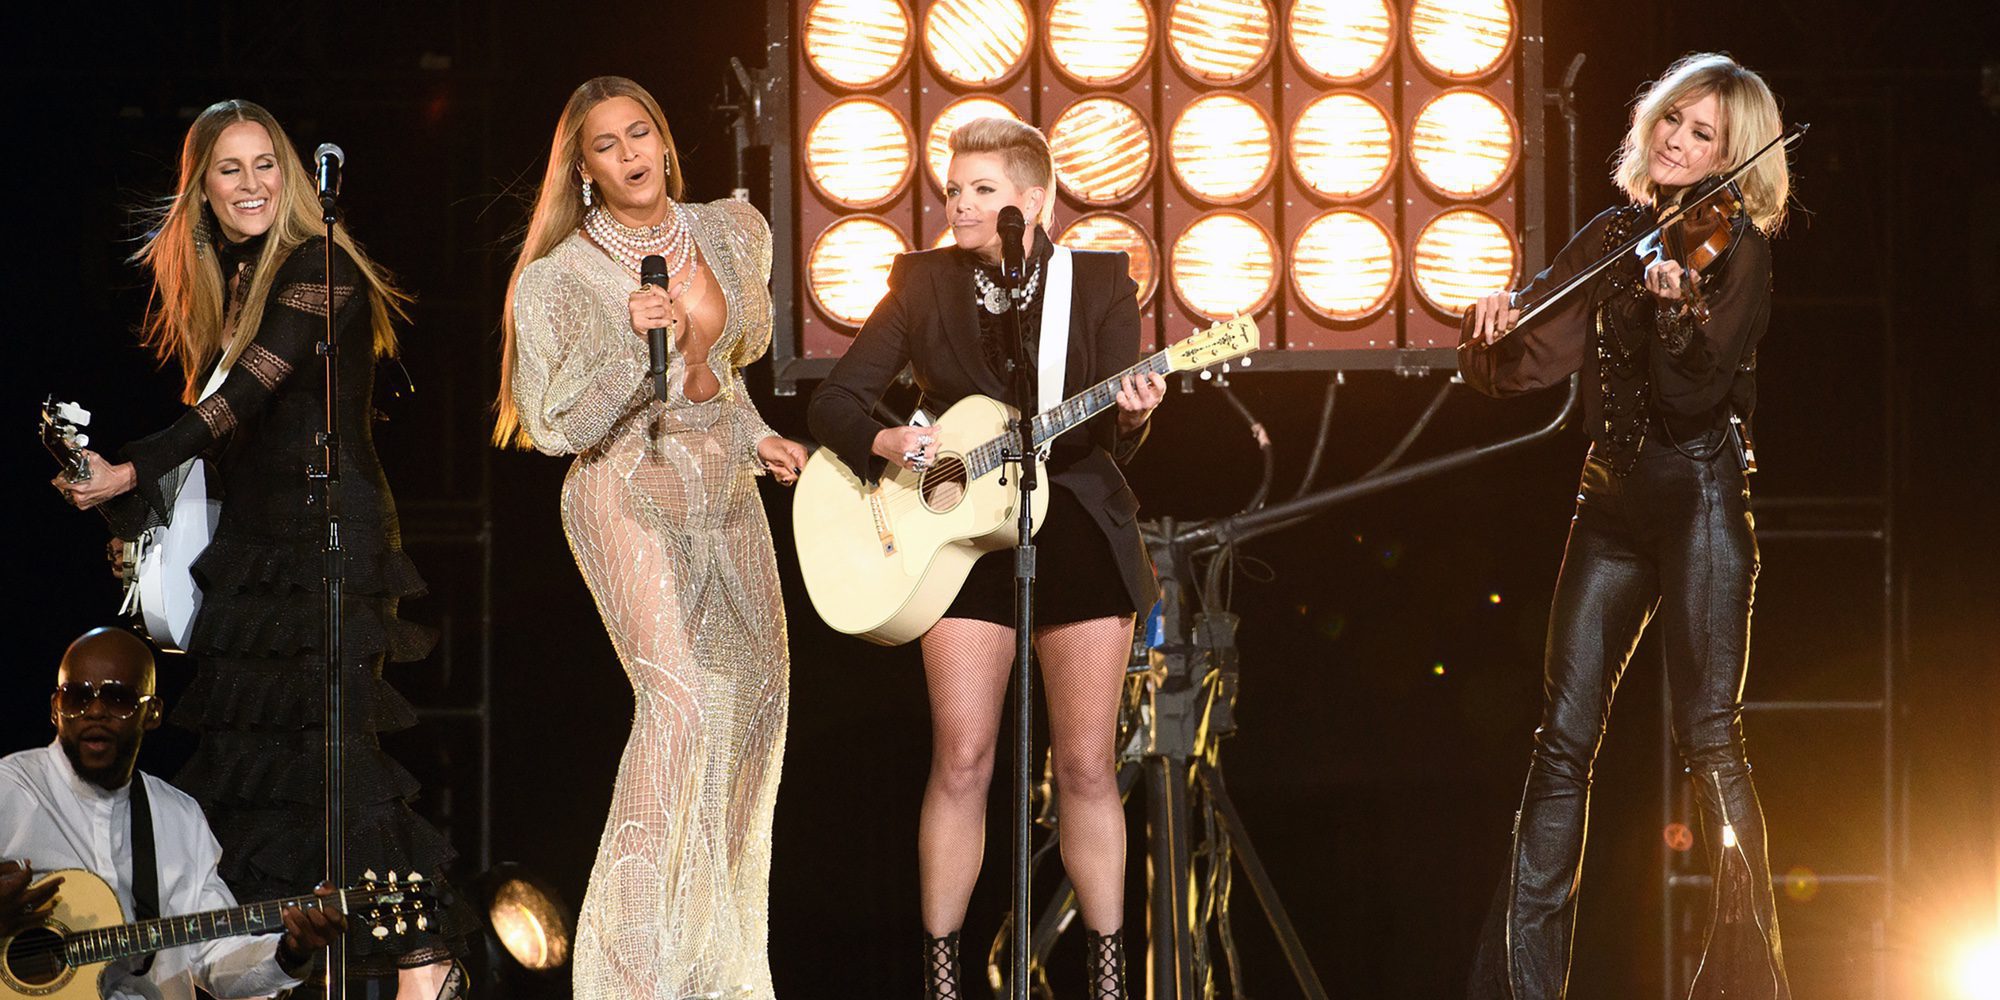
[1458, 202, 1772, 473]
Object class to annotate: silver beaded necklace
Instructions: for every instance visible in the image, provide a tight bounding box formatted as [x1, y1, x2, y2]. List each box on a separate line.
[971, 258, 1042, 315]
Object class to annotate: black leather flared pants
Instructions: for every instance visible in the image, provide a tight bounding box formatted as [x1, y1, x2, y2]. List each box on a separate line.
[1468, 436, 1791, 999]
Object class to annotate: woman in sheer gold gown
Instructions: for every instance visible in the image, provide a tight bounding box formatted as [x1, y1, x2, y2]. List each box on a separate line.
[495, 76, 807, 1000]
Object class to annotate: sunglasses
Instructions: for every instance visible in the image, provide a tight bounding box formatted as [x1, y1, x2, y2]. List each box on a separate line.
[53, 680, 157, 720]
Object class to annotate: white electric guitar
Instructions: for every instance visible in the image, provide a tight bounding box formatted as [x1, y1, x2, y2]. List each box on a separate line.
[0, 868, 431, 1000]
[41, 398, 216, 652]
[794, 315, 1259, 645]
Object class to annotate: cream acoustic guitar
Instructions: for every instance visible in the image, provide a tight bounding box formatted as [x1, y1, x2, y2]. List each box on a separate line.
[794, 315, 1259, 645]
[0, 868, 431, 1000]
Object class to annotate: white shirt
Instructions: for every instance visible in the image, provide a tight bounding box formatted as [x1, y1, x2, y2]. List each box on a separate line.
[0, 742, 302, 1000]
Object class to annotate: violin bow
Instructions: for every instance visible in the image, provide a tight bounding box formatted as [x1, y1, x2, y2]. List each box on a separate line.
[1464, 121, 1809, 349]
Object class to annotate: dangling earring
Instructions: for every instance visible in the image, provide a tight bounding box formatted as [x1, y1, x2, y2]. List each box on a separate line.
[662, 157, 672, 180]
[581, 178, 594, 207]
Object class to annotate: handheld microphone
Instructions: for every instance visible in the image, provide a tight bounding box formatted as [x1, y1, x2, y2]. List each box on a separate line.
[996, 205, 1026, 284]
[314, 143, 344, 218]
[640, 254, 671, 401]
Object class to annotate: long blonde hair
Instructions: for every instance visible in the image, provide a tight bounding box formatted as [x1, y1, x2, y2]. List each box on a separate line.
[493, 76, 686, 449]
[1613, 53, 1789, 233]
[134, 99, 408, 403]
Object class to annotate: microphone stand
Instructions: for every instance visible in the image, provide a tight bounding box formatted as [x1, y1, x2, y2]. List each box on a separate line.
[313, 176, 347, 1000]
[1000, 224, 1037, 1000]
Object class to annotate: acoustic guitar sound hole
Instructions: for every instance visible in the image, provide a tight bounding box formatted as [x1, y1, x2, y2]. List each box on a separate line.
[920, 456, 969, 513]
[5, 926, 68, 985]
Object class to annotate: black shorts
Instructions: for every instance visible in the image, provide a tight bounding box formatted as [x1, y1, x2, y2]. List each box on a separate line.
[941, 484, 1138, 627]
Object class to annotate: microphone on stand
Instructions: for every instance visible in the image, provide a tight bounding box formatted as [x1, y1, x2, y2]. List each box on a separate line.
[640, 254, 671, 401]
[996, 205, 1026, 285]
[314, 143, 344, 218]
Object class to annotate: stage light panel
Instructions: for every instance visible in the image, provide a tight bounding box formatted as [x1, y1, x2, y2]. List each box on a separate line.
[1170, 211, 1278, 321]
[1290, 91, 1395, 200]
[1050, 97, 1154, 206]
[923, 0, 1031, 86]
[1288, 0, 1395, 83]
[1169, 93, 1276, 204]
[1292, 209, 1398, 321]
[925, 96, 1023, 191]
[1060, 211, 1157, 305]
[1410, 88, 1518, 198]
[809, 216, 912, 327]
[1167, 0, 1275, 85]
[1408, 0, 1515, 80]
[803, 0, 913, 88]
[805, 97, 914, 208]
[1047, 0, 1153, 86]
[1411, 207, 1518, 316]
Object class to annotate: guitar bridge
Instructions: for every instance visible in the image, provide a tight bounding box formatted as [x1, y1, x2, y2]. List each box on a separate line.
[868, 488, 896, 556]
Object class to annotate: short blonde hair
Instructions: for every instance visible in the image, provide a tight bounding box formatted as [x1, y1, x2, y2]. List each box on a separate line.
[949, 117, 1055, 227]
[1613, 52, 1789, 233]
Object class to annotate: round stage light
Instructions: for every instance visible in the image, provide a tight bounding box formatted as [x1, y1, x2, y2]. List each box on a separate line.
[809, 216, 912, 327]
[1288, 0, 1395, 83]
[1047, 0, 1153, 86]
[1170, 211, 1278, 321]
[924, 0, 1032, 87]
[1167, 0, 1274, 85]
[1411, 208, 1519, 316]
[1292, 210, 1398, 321]
[934, 226, 957, 248]
[1060, 211, 1157, 305]
[1169, 93, 1276, 204]
[803, 0, 913, 89]
[805, 97, 914, 208]
[481, 864, 573, 973]
[1408, 0, 1515, 80]
[1410, 88, 1518, 198]
[925, 96, 1023, 190]
[1290, 92, 1395, 201]
[1050, 97, 1154, 206]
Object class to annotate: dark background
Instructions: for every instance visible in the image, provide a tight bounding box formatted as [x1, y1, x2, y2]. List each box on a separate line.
[5, 2, 1996, 997]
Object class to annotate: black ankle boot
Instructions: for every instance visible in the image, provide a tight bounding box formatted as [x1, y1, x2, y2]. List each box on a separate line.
[1085, 929, 1127, 999]
[924, 931, 963, 1000]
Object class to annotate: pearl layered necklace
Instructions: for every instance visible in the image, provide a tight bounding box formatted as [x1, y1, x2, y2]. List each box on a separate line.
[585, 204, 697, 295]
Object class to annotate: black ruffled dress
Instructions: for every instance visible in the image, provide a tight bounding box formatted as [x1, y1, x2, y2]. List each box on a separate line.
[105, 231, 472, 973]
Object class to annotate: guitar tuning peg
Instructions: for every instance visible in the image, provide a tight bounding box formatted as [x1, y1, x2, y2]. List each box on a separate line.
[394, 918, 408, 934]
[416, 916, 429, 931]
[387, 871, 399, 884]
[77, 433, 90, 447]
[408, 872, 425, 883]
[372, 924, 390, 939]
[1240, 357, 1252, 367]
[1199, 370, 1213, 381]
[363, 869, 378, 881]
[1221, 362, 1231, 373]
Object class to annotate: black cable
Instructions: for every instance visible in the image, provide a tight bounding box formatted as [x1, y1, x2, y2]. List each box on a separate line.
[1290, 372, 1340, 500]
[1363, 378, 1455, 478]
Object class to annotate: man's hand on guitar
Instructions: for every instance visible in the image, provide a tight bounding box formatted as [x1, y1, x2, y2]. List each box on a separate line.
[276, 882, 347, 970]
[0, 860, 62, 937]
[873, 426, 939, 473]
[52, 449, 136, 510]
[1114, 372, 1167, 433]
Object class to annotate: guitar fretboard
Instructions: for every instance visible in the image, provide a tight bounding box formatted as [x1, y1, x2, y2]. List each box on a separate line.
[961, 351, 1175, 480]
[63, 892, 339, 966]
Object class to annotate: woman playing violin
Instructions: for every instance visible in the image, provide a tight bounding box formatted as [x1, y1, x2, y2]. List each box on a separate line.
[1459, 52, 1793, 999]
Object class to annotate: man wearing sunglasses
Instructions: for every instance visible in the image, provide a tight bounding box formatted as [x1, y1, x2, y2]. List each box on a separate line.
[0, 627, 346, 999]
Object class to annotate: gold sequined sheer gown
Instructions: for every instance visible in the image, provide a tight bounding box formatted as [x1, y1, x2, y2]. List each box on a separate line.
[509, 199, 789, 1000]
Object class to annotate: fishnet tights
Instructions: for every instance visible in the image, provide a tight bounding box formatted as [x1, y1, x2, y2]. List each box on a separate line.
[918, 615, 1133, 937]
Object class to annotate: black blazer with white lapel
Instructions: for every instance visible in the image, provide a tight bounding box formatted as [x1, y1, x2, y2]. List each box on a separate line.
[807, 244, 1159, 617]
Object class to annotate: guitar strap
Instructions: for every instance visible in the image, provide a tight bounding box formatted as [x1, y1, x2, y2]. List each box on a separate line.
[1035, 247, 1074, 458]
[128, 773, 161, 973]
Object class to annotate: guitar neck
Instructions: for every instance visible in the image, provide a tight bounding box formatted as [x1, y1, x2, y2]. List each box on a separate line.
[962, 351, 1174, 479]
[63, 891, 338, 966]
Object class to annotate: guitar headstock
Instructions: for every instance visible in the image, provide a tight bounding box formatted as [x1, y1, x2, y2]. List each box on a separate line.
[1162, 316, 1260, 376]
[40, 396, 92, 481]
[351, 870, 439, 939]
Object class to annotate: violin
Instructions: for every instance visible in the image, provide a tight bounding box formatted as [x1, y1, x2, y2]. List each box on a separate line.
[1464, 121, 1806, 349]
[1634, 175, 1748, 324]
